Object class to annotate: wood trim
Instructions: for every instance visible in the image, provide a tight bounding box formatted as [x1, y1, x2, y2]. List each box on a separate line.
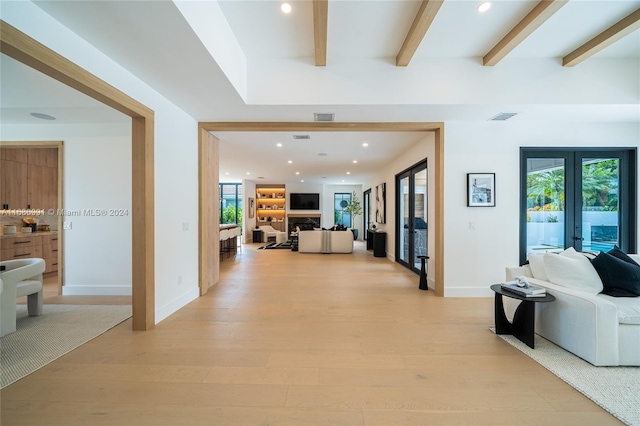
[396, 0, 444, 67]
[1, 20, 156, 330]
[483, 0, 568, 66]
[563, 7, 640, 67]
[313, 0, 328, 67]
[199, 122, 446, 297]
[199, 122, 443, 132]
[198, 126, 219, 296]
[132, 117, 155, 330]
[434, 127, 444, 296]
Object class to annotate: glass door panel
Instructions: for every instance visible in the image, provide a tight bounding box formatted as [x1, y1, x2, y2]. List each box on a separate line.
[525, 158, 565, 256]
[581, 158, 619, 252]
[399, 175, 410, 264]
[412, 168, 427, 269]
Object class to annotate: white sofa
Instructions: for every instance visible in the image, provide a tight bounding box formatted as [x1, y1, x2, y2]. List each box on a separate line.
[1, 258, 46, 337]
[505, 250, 640, 366]
[298, 230, 353, 254]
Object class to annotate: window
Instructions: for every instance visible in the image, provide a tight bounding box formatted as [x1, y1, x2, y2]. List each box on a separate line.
[520, 148, 636, 264]
[219, 183, 243, 225]
[334, 193, 352, 227]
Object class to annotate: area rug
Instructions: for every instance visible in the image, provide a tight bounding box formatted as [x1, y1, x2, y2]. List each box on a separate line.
[495, 330, 640, 426]
[0, 304, 132, 388]
[257, 241, 292, 250]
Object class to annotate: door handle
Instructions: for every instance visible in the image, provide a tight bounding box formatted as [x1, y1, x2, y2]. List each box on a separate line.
[574, 236, 584, 241]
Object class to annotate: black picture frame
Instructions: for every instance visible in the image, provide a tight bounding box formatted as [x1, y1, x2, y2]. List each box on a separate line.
[467, 173, 495, 207]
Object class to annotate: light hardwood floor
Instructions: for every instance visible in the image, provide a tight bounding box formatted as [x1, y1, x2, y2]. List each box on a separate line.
[1, 242, 621, 425]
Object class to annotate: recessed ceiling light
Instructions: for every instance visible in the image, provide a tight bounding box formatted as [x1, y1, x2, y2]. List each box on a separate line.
[352, 160, 358, 164]
[346, 172, 351, 175]
[30, 112, 56, 120]
[225, 172, 229, 175]
[281, 2, 292, 13]
[300, 179, 304, 183]
[342, 180, 345, 183]
[246, 172, 250, 175]
[362, 143, 369, 147]
[277, 143, 282, 147]
[478, 2, 491, 13]
[296, 172, 300, 175]
[288, 160, 293, 164]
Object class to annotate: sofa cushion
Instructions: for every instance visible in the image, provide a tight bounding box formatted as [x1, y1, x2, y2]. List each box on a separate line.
[543, 250, 603, 294]
[608, 246, 640, 266]
[591, 251, 640, 297]
[600, 294, 640, 325]
[527, 253, 549, 281]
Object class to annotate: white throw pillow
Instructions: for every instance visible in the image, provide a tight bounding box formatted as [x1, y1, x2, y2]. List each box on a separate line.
[527, 253, 549, 281]
[543, 251, 604, 294]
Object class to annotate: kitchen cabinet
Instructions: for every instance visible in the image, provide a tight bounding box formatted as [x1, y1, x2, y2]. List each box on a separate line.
[1, 232, 59, 274]
[0, 148, 57, 210]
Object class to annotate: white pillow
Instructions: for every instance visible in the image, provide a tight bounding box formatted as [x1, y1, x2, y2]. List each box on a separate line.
[543, 251, 603, 294]
[527, 253, 549, 281]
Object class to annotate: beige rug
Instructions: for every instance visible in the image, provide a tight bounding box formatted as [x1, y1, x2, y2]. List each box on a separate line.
[0, 304, 131, 388]
[495, 330, 640, 426]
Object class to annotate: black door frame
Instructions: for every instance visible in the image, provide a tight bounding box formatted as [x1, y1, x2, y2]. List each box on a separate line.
[396, 159, 428, 274]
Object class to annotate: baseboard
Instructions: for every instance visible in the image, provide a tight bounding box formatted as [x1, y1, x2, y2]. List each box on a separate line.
[61, 285, 132, 296]
[154, 286, 199, 324]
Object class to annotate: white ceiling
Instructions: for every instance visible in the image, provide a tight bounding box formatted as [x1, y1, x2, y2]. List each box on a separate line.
[2, 0, 639, 184]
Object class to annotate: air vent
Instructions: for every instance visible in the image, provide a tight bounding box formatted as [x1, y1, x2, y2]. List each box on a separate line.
[314, 113, 335, 122]
[293, 135, 310, 140]
[489, 112, 518, 121]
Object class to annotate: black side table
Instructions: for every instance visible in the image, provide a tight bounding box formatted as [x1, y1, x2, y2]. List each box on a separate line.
[418, 255, 429, 290]
[490, 284, 555, 349]
[252, 229, 263, 243]
[372, 232, 386, 257]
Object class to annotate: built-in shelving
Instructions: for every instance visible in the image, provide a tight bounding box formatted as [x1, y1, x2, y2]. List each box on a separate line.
[256, 185, 286, 232]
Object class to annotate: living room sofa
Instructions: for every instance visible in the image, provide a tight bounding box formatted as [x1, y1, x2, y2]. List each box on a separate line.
[505, 249, 640, 366]
[298, 230, 353, 254]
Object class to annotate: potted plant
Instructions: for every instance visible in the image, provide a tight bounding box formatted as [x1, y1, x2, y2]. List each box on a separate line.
[343, 191, 363, 240]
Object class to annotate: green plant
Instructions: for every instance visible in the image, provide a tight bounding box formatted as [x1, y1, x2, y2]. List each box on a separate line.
[547, 214, 558, 223]
[343, 191, 362, 228]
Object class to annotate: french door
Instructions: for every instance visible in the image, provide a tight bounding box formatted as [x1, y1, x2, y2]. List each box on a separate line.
[396, 160, 428, 273]
[363, 188, 372, 240]
[520, 148, 636, 264]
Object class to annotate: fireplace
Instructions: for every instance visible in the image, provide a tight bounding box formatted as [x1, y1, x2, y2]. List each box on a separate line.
[288, 214, 321, 231]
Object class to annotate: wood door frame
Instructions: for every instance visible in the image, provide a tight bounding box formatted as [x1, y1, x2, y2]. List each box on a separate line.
[1, 21, 155, 330]
[198, 122, 445, 297]
[0, 141, 64, 292]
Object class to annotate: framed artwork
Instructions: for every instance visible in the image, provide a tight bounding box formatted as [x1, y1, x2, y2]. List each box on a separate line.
[375, 182, 386, 223]
[248, 197, 255, 218]
[467, 173, 495, 207]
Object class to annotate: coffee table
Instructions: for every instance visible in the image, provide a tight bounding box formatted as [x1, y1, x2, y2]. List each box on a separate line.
[490, 284, 555, 349]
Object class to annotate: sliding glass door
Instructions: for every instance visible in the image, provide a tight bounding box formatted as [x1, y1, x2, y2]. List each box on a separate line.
[520, 148, 636, 264]
[397, 160, 428, 273]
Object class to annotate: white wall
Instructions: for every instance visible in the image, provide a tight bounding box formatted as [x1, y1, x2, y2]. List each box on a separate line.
[363, 135, 435, 280]
[1, 122, 132, 295]
[2, 2, 200, 322]
[443, 121, 640, 297]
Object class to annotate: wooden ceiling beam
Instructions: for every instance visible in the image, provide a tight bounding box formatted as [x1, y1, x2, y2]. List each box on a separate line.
[396, 0, 444, 67]
[483, 0, 568, 66]
[563, 7, 640, 67]
[313, 0, 328, 66]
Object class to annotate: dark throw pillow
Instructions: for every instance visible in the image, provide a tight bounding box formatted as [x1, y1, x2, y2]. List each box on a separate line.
[608, 246, 640, 266]
[590, 251, 640, 297]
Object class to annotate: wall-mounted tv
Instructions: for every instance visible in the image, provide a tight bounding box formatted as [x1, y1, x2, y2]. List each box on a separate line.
[290, 193, 320, 210]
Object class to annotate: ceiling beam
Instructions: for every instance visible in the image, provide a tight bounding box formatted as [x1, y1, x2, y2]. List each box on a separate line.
[396, 0, 444, 67]
[313, 0, 328, 66]
[483, 0, 568, 66]
[563, 7, 640, 67]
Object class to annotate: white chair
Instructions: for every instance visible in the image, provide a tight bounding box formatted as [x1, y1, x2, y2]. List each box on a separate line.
[258, 225, 278, 242]
[0, 258, 46, 337]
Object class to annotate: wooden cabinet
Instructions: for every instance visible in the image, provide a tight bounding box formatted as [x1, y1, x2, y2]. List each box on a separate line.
[1, 232, 59, 274]
[256, 185, 286, 232]
[0, 147, 57, 210]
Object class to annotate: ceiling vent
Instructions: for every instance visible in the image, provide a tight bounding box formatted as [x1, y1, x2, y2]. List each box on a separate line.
[489, 112, 518, 121]
[293, 135, 310, 140]
[314, 113, 335, 122]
